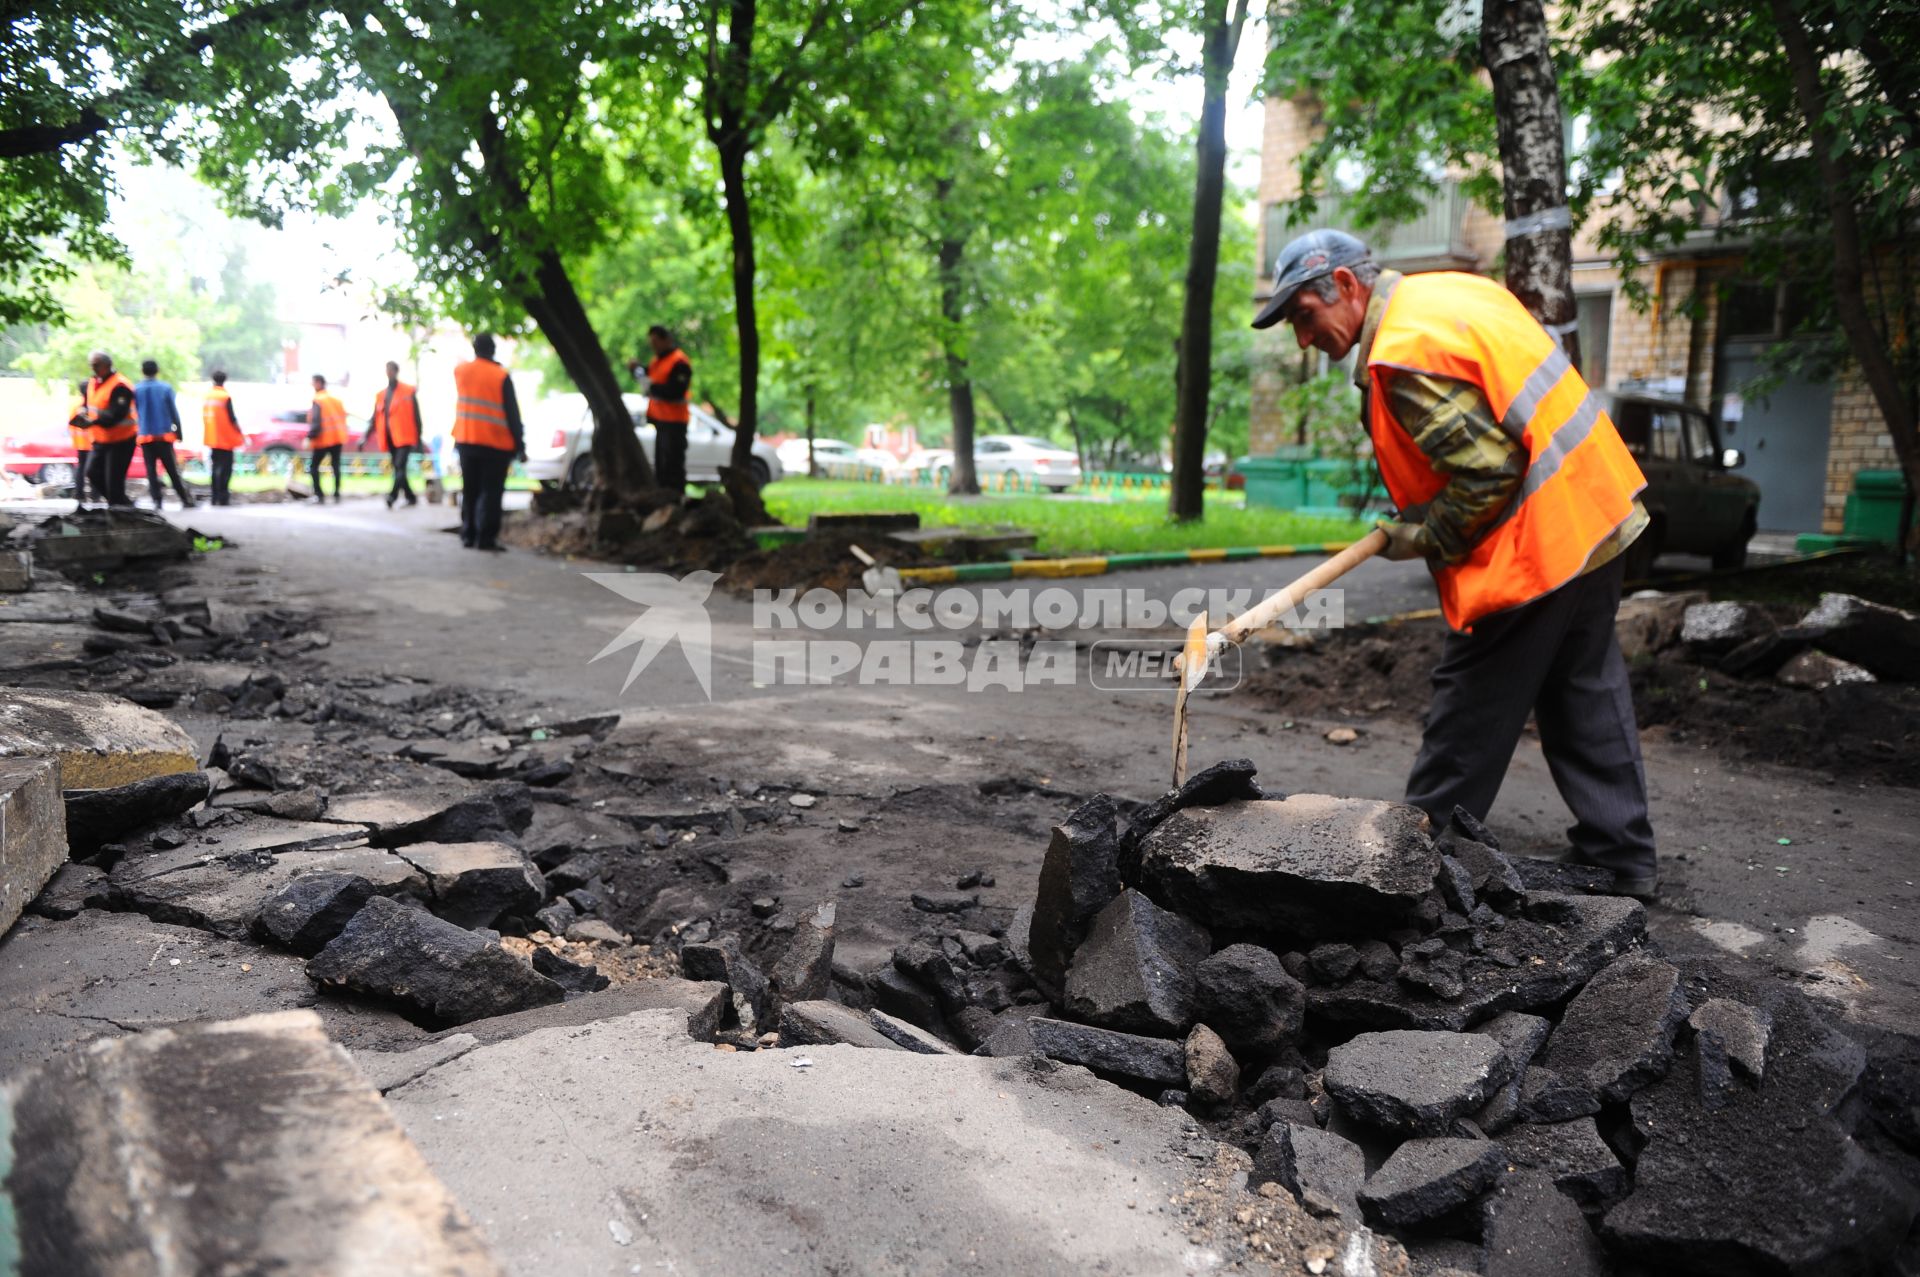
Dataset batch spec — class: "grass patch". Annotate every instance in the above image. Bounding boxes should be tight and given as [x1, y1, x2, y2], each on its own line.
[761, 477, 1368, 556]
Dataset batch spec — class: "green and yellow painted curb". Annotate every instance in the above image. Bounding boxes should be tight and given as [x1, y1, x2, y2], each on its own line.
[899, 541, 1362, 586]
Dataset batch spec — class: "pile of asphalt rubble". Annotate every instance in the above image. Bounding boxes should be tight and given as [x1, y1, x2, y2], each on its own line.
[770, 760, 1920, 1277]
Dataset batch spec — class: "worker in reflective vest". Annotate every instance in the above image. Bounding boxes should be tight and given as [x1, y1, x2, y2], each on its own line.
[82, 350, 139, 507]
[66, 382, 92, 507]
[1254, 230, 1657, 899]
[451, 333, 524, 551]
[134, 359, 196, 510]
[363, 361, 423, 509]
[308, 373, 350, 503]
[638, 324, 692, 494]
[203, 370, 245, 506]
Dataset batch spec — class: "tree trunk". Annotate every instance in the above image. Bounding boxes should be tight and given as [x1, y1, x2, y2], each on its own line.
[935, 170, 980, 496]
[522, 249, 653, 501]
[717, 140, 761, 476]
[1067, 404, 1086, 474]
[1770, 0, 1920, 542]
[1481, 0, 1581, 372]
[1169, 0, 1249, 522]
[804, 380, 818, 477]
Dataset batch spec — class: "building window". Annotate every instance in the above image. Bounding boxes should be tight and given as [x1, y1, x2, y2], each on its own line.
[1576, 292, 1611, 387]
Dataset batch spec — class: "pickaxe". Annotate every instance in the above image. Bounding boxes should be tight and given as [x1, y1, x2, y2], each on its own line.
[1171, 528, 1388, 787]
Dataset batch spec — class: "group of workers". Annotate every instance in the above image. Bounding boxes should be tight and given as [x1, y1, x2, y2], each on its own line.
[67, 353, 203, 510]
[65, 326, 693, 551]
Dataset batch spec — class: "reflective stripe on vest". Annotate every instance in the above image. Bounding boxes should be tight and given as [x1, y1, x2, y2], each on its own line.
[647, 349, 691, 424]
[1366, 272, 1647, 631]
[203, 388, 245, 450]
[87, 373, 138, 445]
[453, 360, 515, 451]
[312, 393, 350, 449]
[375, 382, 421, 449]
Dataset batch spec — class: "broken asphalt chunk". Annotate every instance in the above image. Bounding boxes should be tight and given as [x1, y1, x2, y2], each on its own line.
[769, 900, 836, 1004]
[1324, 1029, 1517, 1135]
[62, 770, 211, 854]
[251, 870, 377, 956]
[306, 896, 564, 1026]
[0, 758, 66, 937]
[1063, 888, 1210, 1036]
[394, 841, 544, 930]
[1193, 943, 1304, 1054]
[1135, 795, 1438, 940]
[1026, 792, 1122, 1002]
[1359, 1136, 1506, 1228]
[1025, 1017, 1186, 1087]
[1540, 952, 1689, 1106]
[1497, 1117, 1627, 1207]
[1252, 1122, 1367, 1221]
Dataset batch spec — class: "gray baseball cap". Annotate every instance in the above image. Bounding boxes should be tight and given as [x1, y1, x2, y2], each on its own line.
[1252, 229, 1374, 329]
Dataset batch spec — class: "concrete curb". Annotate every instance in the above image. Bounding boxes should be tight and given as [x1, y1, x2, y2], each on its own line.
[900, 539, 1363, 585]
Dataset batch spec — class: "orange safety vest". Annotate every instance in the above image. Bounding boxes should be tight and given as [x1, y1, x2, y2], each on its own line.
[203, 387, 245, 450]
[1366, 272, 1647, 631]
[86, 372, 139, 445]
[646, 348, 691, 424]
[68, 395, 91, 451]
[310, 392, 350, 449]
[371, 381, 421, 450]
[452, 359, 515, 451]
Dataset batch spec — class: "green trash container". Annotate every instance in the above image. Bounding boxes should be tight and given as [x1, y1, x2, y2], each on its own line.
[1843, 469, 1911, 546]
[1238, 449, 1311, 509]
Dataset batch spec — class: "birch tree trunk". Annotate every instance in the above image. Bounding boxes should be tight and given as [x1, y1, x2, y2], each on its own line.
[1481, 0, 1582, 373]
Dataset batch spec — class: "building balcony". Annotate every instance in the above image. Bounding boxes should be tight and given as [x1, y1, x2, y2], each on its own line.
[1260, 180, 1480, 287]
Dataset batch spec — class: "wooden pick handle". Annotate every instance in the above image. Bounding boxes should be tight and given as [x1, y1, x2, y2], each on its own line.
[1216, 529, 1388, 647]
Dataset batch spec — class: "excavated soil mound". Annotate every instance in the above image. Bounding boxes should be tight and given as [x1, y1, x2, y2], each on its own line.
[1241, 618, 1920, 790]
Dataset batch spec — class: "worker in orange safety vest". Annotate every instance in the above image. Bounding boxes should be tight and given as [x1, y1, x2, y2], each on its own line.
[451, 333, 524, 551]
[81, 350, 139, 507]
[307, 373, 350, 503]
[1253, 229, 1657, 899]
[634, 324, 692, 495]
[203, 370, 245, 506]
[65, 381, 92, 507]
[362, 361, 423, 509]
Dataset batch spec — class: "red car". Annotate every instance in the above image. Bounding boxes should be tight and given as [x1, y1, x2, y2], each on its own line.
[238, 406, 326, 471]
[2, 428, 205, 486]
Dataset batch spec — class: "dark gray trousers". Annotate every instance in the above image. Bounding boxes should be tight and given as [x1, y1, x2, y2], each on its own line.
[1405, 554, 1655, 878]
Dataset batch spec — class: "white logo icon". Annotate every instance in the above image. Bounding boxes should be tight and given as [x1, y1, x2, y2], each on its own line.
[584, 570, 721, 697]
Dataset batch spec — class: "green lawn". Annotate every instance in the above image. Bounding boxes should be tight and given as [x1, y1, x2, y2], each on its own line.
[762, 477, 1368, 556]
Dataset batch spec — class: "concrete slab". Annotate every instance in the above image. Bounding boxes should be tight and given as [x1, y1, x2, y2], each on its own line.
[0, 688, 199, 789]
[388, 1009, 1251, 1275]
[103, 834, 415, 940]
[0, 910, 320, 1079]
[0, 757, 65, 937]
[3, 1009, 503, 1276]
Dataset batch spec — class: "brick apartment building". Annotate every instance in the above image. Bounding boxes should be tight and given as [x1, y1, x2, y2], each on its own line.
[1248, 94, 1901, 534]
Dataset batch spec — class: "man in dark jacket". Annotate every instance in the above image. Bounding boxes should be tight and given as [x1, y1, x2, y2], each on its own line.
[133, 359, 196, 509]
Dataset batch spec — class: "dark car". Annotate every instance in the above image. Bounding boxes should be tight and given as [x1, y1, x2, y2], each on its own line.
[1604, 392, 1761, 573]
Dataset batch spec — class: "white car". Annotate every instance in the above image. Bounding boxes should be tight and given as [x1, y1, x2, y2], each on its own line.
[524, 394, 784, 489]
[896, 448, 954, 485]
[775, 437, 858, 476]
[974, 434, 1082, 493]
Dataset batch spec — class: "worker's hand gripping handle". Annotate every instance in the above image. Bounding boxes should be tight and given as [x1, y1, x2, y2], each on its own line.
[1215, 529, 1388, 648]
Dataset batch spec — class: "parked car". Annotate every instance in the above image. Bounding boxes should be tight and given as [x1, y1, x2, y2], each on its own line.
[1603, 391, 1760, 572]
[973, 435, 1082, 493]
[897, 448, 954, 485]
[2, 428, 205, 486]
[239, 407, 324, 472]
[523, 395, 784, 489]
[774, 437, 858, 476]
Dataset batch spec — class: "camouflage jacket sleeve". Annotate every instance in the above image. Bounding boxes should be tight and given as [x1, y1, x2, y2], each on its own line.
[1380, 371, 1525, 565]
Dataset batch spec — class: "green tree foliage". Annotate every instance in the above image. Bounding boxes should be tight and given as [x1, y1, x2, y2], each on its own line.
[1263, 0, 1918, 522]
[0, 0, 343, 327]
[1571, 0, 1919, 512]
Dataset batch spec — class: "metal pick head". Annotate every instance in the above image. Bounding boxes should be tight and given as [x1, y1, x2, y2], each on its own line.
[1178, 612, 1212, 691]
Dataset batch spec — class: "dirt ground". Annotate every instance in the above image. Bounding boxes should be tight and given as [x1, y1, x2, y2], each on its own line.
[1242, 615, 1920, 791]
